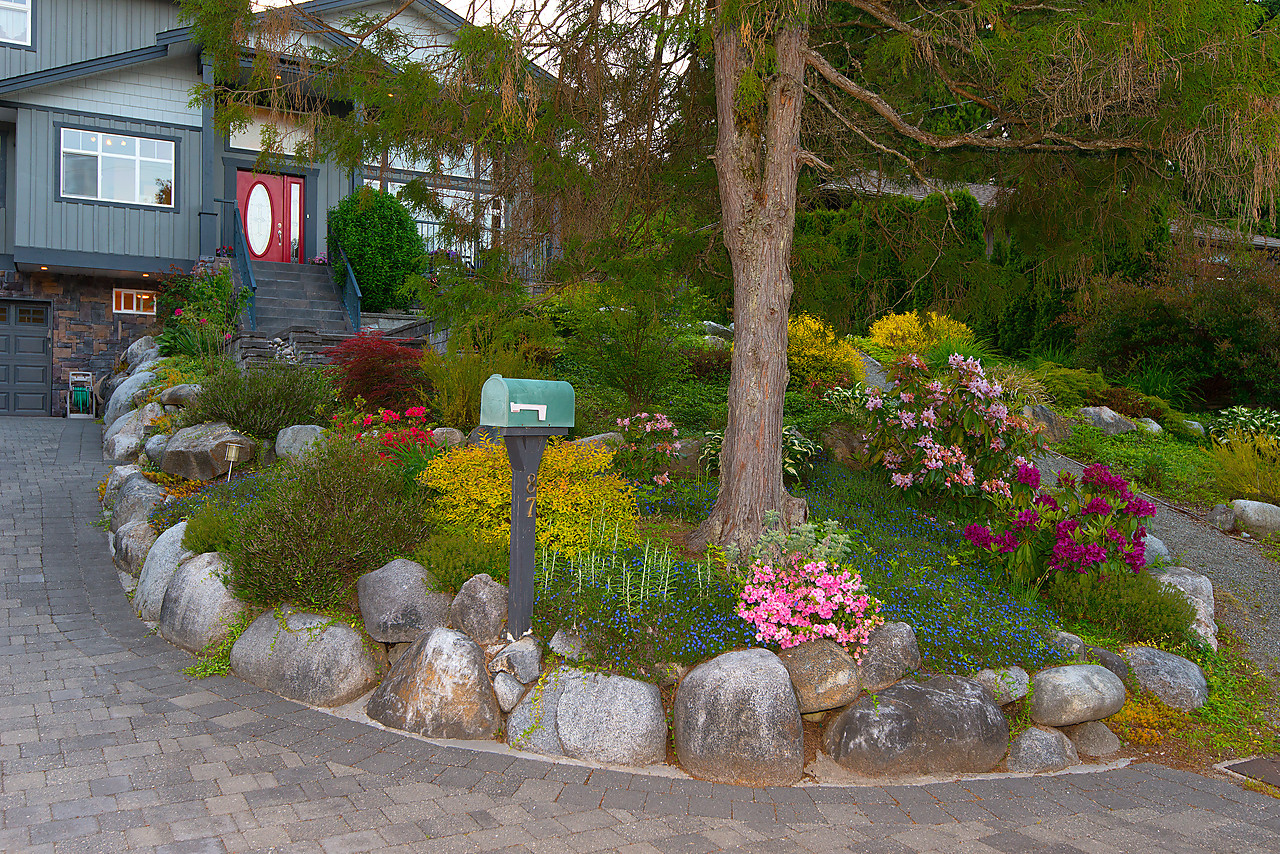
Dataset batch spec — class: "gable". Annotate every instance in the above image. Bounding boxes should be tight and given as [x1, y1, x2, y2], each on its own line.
[0, 0, 182, 82]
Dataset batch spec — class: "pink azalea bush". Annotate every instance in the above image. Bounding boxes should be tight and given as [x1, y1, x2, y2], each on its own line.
[614, 411, 682, 485]
[737, 554, 883, 653]
[852, 353, 1045, 503]
[963, 461, 1156, 588]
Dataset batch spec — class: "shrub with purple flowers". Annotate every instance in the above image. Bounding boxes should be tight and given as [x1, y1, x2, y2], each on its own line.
[963, 461, 1156, 589]
[850, 353, 1045, 504]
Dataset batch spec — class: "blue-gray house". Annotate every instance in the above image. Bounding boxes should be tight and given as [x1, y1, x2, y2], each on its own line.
[0, 0, 495, 415]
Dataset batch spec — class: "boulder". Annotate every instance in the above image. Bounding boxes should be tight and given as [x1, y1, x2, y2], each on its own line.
[1207, 504, 1236, 532]
[490, 637, 542, 684]
[702, 335, 729, 351]
[674, 649, 804, 786]
[1062, 721, 1122, 757]
[493, 671, 527, 712]
[1230, 499, 1280, 537]
[356, 558, 450, 643]
[1123, 646, 1209, 711]
[823, 676, 1009, 777]
[974, 666, 1031, 705]
[550, 628, 589, 661]
[466, 425, 502, 447]
[158, 553, 249, 655]
[1075, 406, 1136, 435]
[449, 573, 507, 645]
[570, 432, 624, 451]
[1082, 646, 1130, 682]
[432, 427, 465, 448]
[556, 671, 666, 767]
[1143, 534, 1171, 567]
[103, 403, 162, 461]
[112, 520, 156, 577]
[161, 422, 256, 481]
[1136, 417, 1162, 435]
[819, 424, 869, 469]
[507, 671, 571, 756]
[135, 522, 194, 621]
[110, 473, 167, 533]
[274, 425, 325, 462]
[103, 464, 141, 506]
[133, 358, 163, 377]
[1006, 726, 1079, 773]
[857, 622, 921, 692]
[143, 434, 170, 466]
[1022, 404, 1072, 443]
[123, 336, 159, 371]
[365, 628, 499, 739]
[777, 639, 861, 713]
[158, 383, 202, 407]
[230, 608, 386, 707]
[103, 370, 156, 428]
[1054, 630, 1087, 659]
[703, 320, 733, 340]
[1030, 664, 1126, 727]
[1184, 420, 1206, 437]
[1156, 567, 1218, 651]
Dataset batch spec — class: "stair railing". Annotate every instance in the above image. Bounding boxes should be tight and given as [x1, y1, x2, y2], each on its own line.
[326, 224, 362, 333]
[216, 198, 258, 332]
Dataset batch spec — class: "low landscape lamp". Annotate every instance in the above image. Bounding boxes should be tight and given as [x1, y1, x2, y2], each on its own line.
[224, 443, 244, 482]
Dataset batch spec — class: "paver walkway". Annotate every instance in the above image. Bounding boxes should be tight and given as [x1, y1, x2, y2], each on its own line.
[3, 418, 1280, 854]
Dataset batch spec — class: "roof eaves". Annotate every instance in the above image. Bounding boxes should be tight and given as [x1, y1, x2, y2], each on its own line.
[0, 44, 170, 95]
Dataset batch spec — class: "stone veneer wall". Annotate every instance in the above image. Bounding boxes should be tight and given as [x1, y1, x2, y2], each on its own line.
[17, 273, 159, 416]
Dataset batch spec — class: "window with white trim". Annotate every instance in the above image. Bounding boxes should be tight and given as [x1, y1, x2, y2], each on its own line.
[60, 128, 175, 207]
[112, 289, 156, 316]
[0, 0, 30, 46]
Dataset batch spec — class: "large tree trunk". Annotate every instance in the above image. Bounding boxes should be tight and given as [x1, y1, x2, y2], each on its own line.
[689, 8, 809, 553]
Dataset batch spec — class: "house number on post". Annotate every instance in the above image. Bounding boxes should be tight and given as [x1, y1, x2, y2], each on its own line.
[478, 374, 576, 640]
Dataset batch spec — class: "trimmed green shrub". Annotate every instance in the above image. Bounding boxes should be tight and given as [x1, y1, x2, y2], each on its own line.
[411, 529, 510, 593]
[182, 499, 240, 555]
[1042, 569, 1194, 646]
[1034, 363, 1109, 409]
[1085, 386, 1172, 421]
[226, 438, 432, 610]
[181, 360, 336, 440]
[328, 187, 424, 313]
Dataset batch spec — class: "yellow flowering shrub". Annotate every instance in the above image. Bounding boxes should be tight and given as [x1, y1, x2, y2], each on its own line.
[419, 439, 638, 555]
[868, 311, 974, 354]
[787, 314, 868, 386]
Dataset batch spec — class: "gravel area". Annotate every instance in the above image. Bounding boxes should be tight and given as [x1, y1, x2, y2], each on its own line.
[1035, 448, 1280, 676]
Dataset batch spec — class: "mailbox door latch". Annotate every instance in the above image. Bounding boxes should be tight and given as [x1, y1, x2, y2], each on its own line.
[511, 402, 547, 421]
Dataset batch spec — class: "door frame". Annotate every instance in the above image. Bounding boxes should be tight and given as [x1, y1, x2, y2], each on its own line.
[0, 297, 53, 417]
[221, 158, 319, 261]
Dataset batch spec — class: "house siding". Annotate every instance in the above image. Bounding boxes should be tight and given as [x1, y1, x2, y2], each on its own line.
[10, 52, 201, 128]
[0, 0, 182, 79]
[0, 130, 12, 258]
[15, 106, 201, 264]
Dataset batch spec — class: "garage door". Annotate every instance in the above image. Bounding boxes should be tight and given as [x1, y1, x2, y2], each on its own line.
[0, 300, 52, 416]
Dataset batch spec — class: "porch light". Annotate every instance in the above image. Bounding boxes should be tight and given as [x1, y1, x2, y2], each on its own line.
[39, 266, 47, 270]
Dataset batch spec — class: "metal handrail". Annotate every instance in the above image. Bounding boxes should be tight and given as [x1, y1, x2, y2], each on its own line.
[216, 198, 257, 332]
[326, 223, 362, 333]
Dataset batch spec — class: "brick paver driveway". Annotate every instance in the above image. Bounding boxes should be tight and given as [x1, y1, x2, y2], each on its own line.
[3, 417, 1280, 853]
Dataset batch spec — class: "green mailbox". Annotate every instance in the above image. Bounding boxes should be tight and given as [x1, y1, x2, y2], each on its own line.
[480, 375, 575, 430]
[479, 375, 576, 640]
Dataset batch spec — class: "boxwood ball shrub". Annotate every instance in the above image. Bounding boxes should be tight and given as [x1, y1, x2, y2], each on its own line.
[226, 437, 432, 610]
[419, 439, 639, 556]
[327, 187, 424, 312]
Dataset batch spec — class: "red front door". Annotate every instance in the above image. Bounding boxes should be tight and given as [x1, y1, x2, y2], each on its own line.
[236, 171, 305, 263]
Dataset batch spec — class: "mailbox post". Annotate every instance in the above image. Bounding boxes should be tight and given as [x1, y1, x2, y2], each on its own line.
[479, 374, 575, 640]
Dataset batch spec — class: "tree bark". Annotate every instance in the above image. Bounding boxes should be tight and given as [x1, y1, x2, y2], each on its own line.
[689, 6, 810, 553]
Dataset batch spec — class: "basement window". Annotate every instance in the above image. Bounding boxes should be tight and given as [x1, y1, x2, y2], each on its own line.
[113, 289, 156, 316]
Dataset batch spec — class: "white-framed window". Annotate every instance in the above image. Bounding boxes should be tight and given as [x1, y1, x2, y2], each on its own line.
[60, 128, 175, 207]
[0, 0, 30, 47]
[112, 288, 156, 316]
